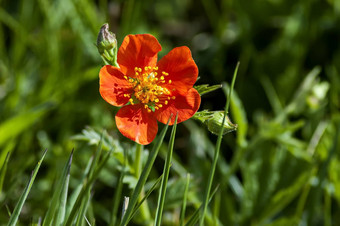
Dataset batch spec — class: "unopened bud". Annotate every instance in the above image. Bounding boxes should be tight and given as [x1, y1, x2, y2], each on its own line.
[207, 111, 237, 135]
[96, 23, 118, 66]
[192, 110, 237, 135]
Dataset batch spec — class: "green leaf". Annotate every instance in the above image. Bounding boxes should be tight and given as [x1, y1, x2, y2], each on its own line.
[194, 84, 222, 96]
[7, 149, 48, 226]
[258, 171, 311, 224]
[0, 104, 52, 148]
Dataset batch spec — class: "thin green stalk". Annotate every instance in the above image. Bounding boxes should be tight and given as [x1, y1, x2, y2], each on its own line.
[110, 170, 125, 226]
[155, 114, 178, 226]
[43, 151, 73, 226]
[135, 144, 143, 176]
[65, 149, 112, 226]
[0, 152, 10, 196]
[128, 175, 163, 223]
[135, 144, 151, 223]
[120, 118, 170, 226]
[199, 62, 239, 226]
[180, 173, 190, 226]
[186, 185, 220, 226]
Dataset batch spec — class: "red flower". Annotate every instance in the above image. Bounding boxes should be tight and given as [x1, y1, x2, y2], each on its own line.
[99, 34, 201, 145]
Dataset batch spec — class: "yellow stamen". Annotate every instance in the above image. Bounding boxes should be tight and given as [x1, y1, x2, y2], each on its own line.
[124, 67, 173, 112]
[168, 80, 172, 84]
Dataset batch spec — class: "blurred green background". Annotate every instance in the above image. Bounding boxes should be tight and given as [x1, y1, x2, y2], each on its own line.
[1, 0, 340, 225]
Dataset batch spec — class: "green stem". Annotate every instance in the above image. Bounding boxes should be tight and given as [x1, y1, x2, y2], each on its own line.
[134, 144, 151, 224]
[120, 121, 170, 226]
[199, 62, 239, 226]
[155, 115, 178, 226]
[180, 173, 190, 226]
[135, 144, 143, 177]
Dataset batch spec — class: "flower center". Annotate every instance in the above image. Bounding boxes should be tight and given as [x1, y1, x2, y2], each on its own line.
[124, 66, 175, 112]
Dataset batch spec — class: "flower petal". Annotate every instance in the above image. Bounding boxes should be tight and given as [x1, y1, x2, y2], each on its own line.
[157, 46, 198, 95]
[115, 104, 158, 145]
[156, 88, 201, 125]
[118, 34, 162, 77]
[99, 65, 133, 106]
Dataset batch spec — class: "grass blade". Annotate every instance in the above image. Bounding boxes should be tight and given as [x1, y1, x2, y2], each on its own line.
[66, 156, 93, 220]
[110, 170, 126, 226]
[42, 150, 73, 226]
[0, 152, 10, 196]
[65, 147, 112, 226]
[185, 185, 219, 226]
[199, 62, 239, 226]
[75, 189, 91, 226]
[180, 173, 190, 226]
[128, 175, 163, 223]
[155, 114, 178, 226]
[120, 118, 171, 226]
[7, 149, 48, 226]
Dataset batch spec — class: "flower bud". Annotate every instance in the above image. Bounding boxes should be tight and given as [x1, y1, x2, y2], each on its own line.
[192, 110, 237, 135]
[96, 23, 118, 66]
[207, 111, 237, 135]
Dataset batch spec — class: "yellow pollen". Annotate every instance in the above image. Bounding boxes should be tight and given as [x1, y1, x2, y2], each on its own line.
[172, 96, 176, 99]
[125, 67, 172, 111]
[168, 80, 172, 84]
